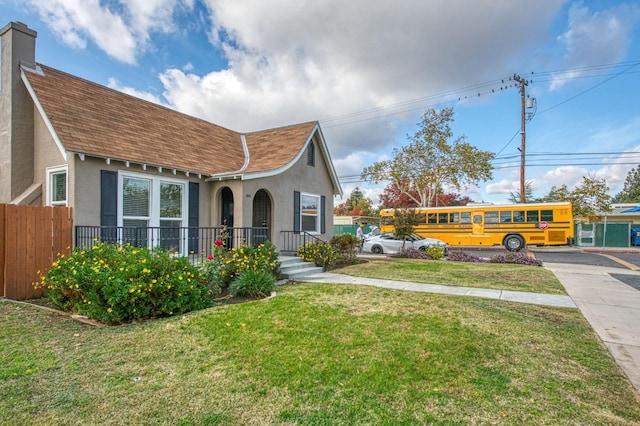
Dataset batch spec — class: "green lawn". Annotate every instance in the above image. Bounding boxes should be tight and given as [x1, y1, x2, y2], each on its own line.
[1, 262, 639, 424]
[335, 257, 568, 294]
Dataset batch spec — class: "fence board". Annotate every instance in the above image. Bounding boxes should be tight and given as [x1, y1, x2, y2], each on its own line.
[4, 204, 20, 299]
[1, 204, 72, 300]
[0, 205, 5, 297]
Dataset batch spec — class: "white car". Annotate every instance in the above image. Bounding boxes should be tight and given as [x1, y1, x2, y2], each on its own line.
[363, 232, 448, 255]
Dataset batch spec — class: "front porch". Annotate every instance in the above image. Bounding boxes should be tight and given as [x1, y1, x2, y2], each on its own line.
[75, 226, 327, 260]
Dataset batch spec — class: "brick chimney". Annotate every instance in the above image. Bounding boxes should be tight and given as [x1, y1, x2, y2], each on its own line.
[0, 22, 37, 203]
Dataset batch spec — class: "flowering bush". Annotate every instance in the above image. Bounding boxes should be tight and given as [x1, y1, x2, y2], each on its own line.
[298, 241, 337, 269]
[35, 242, 213, 324]
[394, 247, 433, 260]
[394, 246, 446, 260]
[489, 251, 543, 266]
[201, 240, 280, 288]
[198, 239, 226, 295]
[446, 250, 543, 266]
[447, 250, 488, 263]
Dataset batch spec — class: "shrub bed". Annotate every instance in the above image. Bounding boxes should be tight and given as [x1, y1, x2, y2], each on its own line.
[35, 242, 213, 324]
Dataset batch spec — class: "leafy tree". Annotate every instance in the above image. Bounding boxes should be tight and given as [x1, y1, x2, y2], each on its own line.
[333, 187, 376, 216]
[362, 108, 494, 207]
[379, 180, 474, 208]
[393, 209, 419, 249]
[540, 175, 612, 218]
[508, 180, 539, 204]
[378, 180, 420, 208]
[438, 192, 474, 206]
[612, 167, 640, 203]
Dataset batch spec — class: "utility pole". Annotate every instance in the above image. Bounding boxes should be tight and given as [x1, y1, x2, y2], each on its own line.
[513, 74, 527, 204]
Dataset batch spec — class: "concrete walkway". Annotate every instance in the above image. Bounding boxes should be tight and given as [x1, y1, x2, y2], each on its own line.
[544, 263, 640, 393]
[296, 263, 640, 393]
[298, 271, 577, 308]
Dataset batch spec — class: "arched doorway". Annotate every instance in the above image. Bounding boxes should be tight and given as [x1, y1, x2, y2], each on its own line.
[220, 187, 234, 248]
[220, 187, 234, 226]
[252, 189, 272, 242]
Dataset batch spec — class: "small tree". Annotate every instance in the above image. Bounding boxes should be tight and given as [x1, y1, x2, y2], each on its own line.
[393, 209, 419, 249]
[540, 175, 612, 218]
[613, 167, 640, 203]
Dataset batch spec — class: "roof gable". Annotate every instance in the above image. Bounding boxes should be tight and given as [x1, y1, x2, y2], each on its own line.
[24, 65, 246, 175]
[21, 64, 341, 194]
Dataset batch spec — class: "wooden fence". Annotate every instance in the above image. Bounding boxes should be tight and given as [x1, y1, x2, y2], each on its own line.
[1, 204, 72, 300]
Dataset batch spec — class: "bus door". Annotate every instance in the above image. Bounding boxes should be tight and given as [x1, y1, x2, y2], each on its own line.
[469, 212, 494, 245]
[472, 212, 484, 235]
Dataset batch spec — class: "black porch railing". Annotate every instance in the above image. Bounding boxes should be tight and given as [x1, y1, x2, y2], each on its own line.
[280, 230, 334, 271]
[75, 226, 269, 261]
[280, 230, 330, 254]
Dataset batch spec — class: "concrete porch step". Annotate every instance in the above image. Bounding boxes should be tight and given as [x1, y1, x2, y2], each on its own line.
[279, 255, 324, 280]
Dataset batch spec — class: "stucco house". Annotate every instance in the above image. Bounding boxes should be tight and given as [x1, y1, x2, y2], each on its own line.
[0, 21, 342, 255]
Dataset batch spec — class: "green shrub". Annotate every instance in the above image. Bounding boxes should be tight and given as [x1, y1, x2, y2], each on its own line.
[218, 240, 280, 287]
[35, 242, 213, 324]
[230, 269, 276, 298]
[331, 233, 359, 260]
[298, 241, 337, 269]
[425, 246, 446, 260]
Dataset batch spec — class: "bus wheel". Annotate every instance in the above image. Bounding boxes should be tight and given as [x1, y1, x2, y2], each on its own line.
[371, 245, 383, 254]
[504, 235, 525, 252]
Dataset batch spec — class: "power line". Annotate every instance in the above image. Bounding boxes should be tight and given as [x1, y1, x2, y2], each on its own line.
[319, 59, 640, 129]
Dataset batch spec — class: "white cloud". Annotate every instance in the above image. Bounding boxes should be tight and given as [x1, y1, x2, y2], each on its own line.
[551, 2, 640, 90]
[542, 166, 588, 190]
[486, 179, 519, 195]
[156, 0, 566, 158]
[26, 0, 194, 64]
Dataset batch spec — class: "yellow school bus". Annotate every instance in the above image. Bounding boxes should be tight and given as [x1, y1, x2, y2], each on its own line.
[379, 202, 574, 251]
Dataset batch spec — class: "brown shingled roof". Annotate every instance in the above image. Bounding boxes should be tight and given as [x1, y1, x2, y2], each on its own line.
[23, 65, 314, 176]
[243, 122, 317, 173]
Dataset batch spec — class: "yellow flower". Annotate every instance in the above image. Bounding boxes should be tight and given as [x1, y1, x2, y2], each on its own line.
[107, 308, 112, 313]
[129, 288, 135, 293]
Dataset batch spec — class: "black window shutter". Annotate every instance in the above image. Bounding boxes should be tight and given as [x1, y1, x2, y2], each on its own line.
[293, 191, 300, 233]
[100, 170, 118, 243]
[320, 195, 326, 233]
[188, 182, 199, 252]
[307, 142, 315, 166]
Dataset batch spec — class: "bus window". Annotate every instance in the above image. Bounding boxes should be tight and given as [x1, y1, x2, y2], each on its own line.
[500, 211, 512, 223]
[450, 212, 459, 223]
[428, 213, 437, 224]
[514, 211, 524, 222]
[381, 216, 394, 226]
[541, 210, 553, 221]
[461, 212, 471, 224]
[527, 210, 539, 222]
[415, 213, 427, 224]
[438, 212, 448, 223]
[473, 214, 483, 224]
[485, 211, 499, 223]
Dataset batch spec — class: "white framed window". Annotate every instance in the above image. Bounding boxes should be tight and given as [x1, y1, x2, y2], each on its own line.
[118, 171, 188, 253]
[47, 165, 68, 206]
[300, 193, 320, 233]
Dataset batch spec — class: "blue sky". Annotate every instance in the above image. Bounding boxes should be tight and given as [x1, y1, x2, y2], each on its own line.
[2, 0, 640, 206]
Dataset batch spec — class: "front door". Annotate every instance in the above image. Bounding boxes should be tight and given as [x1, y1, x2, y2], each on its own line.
[252, 189, 272, 243]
